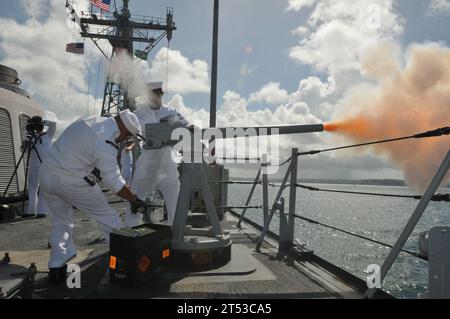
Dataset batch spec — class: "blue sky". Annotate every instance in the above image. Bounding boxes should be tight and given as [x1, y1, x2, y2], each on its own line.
[134, 0, 448, 110]
[0, 0, 448, 110]
[0, 0, 449, 183]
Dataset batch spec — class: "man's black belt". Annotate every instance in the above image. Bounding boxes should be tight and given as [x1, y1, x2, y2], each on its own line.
[84, 176, 96, 187]
[84, 167, 102, 187]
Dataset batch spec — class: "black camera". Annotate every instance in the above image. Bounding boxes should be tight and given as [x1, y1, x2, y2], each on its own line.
[26, 116, 44, 133]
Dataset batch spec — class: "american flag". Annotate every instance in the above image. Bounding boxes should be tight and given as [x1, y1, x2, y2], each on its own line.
[66, 43, 84, 54]
[90, 0, 111, 11]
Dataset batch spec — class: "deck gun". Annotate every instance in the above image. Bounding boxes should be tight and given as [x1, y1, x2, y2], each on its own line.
[143, 121, 186, 149]
[142, 123, 325, 149]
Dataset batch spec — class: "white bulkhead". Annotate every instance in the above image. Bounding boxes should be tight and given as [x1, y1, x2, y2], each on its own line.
[0, 64, 43, 196]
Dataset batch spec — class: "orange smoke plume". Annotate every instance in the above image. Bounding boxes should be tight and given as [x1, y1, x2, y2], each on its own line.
[324, 118, 371, 136]
[325, 44, 450, 191]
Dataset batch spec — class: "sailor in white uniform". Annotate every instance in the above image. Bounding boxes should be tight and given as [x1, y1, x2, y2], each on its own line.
[23, 116, 56, 218]
[124, 81, 189, 227]
[39, 110, 146, 283]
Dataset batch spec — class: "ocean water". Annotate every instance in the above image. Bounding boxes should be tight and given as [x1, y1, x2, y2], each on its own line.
[227, 183, 450, 299]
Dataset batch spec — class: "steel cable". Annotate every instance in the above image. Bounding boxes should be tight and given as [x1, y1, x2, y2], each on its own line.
[296, 184, 449, 202]
[298, 127, 450, 156]
[292, 213, 426, 260]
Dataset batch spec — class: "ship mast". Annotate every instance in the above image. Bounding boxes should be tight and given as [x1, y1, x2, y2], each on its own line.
[69, 0, 176, 116]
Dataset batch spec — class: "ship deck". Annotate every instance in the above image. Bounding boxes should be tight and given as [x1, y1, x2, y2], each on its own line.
[0, 195, 391, 299]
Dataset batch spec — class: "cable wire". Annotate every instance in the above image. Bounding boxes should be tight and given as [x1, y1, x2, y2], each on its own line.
[296, 184, 450, 202]
[298, 127, 450, 156]
[292, 213, 426, 260]
[275, 156, 292, 167]
[215, 180, 278, 187]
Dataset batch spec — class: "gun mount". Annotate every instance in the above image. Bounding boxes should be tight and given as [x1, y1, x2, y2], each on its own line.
[142, 122, 324, 270]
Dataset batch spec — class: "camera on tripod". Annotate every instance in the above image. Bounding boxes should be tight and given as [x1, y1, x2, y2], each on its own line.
[25, 116, 45, 135]
[21, 116, 46, 152]
[3, 115, 47, 218]
[25, 121, 43, 133]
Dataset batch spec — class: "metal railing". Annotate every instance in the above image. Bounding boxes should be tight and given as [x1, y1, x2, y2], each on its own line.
[227, 143, 450, 298]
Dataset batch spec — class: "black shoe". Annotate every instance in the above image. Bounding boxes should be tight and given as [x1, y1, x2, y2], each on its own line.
[36, 214, 46, 219]
[48, 265, 68, 285]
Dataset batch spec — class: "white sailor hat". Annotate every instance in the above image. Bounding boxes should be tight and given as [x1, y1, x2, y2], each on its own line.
[119, 109, 142, 136]
[146, 81, 164, 93]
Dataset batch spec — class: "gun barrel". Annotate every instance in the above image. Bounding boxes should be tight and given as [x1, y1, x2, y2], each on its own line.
[201, 124, 324, 137]
[144, 123, 324, 149]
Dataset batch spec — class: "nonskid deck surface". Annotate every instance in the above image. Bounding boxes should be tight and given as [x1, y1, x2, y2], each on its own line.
[0, 195, 364, 299]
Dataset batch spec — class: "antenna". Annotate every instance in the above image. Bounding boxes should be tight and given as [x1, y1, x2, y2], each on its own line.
[67, 0, 176, 116]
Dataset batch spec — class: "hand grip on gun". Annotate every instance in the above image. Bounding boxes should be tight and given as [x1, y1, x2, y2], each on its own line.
[130, 197, 146, 214]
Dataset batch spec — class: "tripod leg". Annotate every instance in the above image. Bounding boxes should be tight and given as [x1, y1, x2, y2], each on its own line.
[27, 144, 44, 215]
[2, 143, 29, 197]
[22, 144, 33, 216]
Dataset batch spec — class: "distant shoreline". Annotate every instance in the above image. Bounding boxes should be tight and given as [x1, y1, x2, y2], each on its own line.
[230, 177, 450, 188]
[298, 179, 407, 187]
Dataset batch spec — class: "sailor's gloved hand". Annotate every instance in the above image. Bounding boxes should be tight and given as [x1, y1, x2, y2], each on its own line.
[130, 197, 146, 214]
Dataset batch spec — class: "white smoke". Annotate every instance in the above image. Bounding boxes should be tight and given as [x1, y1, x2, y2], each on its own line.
[108, 50, 150, 105]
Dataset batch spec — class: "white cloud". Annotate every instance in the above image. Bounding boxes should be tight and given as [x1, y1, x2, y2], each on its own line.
[286, 0, 317, 12]
[169, 89, 323, 132]
[283, 0, 429, 182]
[248, 82, 289, 105]
[429, 0, 450, 14]
[291, 26, 310, 37]
[169, 86, 323, 147]
[147, 48, 210, 95]
[21, 0, 49, 20]
[295, 76, 334, 100]
[285, 0, 405, 125]
[289, 0, 404, 76]
[291, 76, 336, 120]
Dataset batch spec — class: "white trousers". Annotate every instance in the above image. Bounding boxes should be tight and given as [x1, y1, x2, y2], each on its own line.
[26, 164, 48, 215]
[39, 164, 124, 268]
[124, 152, 180, 227]
[121, 162, 133, 185]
